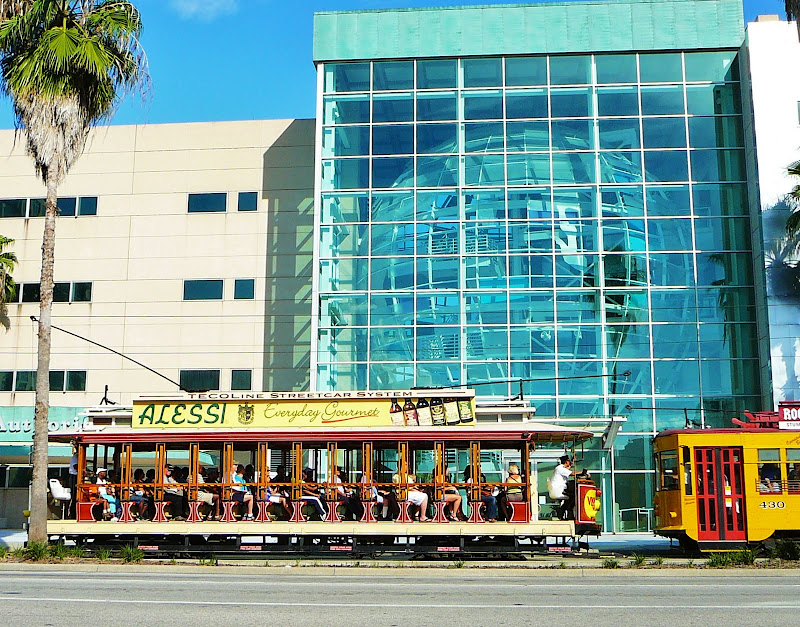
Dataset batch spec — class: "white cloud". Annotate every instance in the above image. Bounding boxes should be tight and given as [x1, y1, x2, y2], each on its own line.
[169, 0, 240, 21]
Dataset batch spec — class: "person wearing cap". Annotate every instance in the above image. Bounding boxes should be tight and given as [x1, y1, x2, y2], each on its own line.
[163, 464, 188, 520]
[300, 467, 327, 519]
[95, 468, 120, 522]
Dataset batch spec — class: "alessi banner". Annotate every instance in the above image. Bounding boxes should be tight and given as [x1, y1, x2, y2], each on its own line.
[133, 391, 476, 429]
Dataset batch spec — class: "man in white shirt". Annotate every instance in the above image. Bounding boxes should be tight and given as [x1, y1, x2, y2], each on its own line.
[550, 456, 573, 519]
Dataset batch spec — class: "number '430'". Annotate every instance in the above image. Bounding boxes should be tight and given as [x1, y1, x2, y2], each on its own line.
[759, 501, 785, 509]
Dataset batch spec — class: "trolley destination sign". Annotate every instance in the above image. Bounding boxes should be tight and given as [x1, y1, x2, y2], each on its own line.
[133, 390, 477, 430]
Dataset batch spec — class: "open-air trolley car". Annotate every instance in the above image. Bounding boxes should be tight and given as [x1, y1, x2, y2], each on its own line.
[47, 391, 602, 557]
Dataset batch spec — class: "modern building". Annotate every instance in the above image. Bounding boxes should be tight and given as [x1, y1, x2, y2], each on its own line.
[0, 0, 796, 531]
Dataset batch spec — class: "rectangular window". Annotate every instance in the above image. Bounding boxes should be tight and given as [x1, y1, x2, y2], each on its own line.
[66, 370, 87, 392]
[183, 279, 223, 300]
[657, 449, 679, 491]
[14, 371, 36, 391]
[233, 279, 255, 300]
[78, 197, 98, 216]
[29, 198, 46, 217]
[787, 450, 800, 493]
[758, 449, 782, 494]
[21, 284, 40, 303]
[0, 371, 12, 391]
[0, 199, 26, 218]
[231, 369, 252, 391]
[237, 191, 258, 212]
[179, 369, 220, 392]
[72, 282, 92, 302]
[49, 370, 65, 391]
[188, 192, 227, 213]
[53, 283, 71, 303]
[57, 197, 77, 217]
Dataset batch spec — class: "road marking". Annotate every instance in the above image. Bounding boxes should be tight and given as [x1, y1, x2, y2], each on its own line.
[0, 596, 798, 610]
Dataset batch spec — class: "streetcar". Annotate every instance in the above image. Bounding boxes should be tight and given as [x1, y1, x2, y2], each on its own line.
[653, 401, 800, 551]
[46, 390, 602, 557]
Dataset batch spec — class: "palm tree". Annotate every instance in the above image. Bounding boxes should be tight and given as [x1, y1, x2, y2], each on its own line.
[0, 0, 147, 543]
[788, 1, 800, 40]
[786, 160, 800, 238]
[0, 234, 17, 328]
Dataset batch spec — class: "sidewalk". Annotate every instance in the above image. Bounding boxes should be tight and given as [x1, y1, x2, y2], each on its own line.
[0, 529, 27, 548]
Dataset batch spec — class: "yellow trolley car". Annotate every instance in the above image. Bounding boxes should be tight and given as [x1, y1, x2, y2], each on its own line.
[654, 403, 800, 550]
[47, 391, 602, 557]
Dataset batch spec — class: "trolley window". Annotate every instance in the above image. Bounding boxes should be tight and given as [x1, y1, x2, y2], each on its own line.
[757, 449, 782, 494]
[786, 449, 800, 494]
[657, 449, 679, 491]
[682, 446, 692, 495]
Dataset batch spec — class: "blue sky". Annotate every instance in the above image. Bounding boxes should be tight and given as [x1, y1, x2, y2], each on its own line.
[0, 0, 789, 129]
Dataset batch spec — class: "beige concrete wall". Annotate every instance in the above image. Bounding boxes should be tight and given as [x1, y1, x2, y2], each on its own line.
[0, 119, 315, 407]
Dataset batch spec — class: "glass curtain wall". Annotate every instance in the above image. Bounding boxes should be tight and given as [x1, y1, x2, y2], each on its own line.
[315, 51, 762, 526]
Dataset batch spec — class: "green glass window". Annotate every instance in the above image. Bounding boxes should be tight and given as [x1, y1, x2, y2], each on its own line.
[699, 323, 758, 359]
[597, 87, 639, 116]
[15, 371, 36, 391]
[684, 51, 739, 82]
[231, 369, 252, 391]
[553, 152, 595, 184]
[465, 291, 508, 324]
[0, 198, 26, 218]
[646, 185, 691, 216]
[179, 369, 220, 392]
[464, 221, 506, 254]
[322, 126, 369, 157]
[417, 59, 457, 89]
[688, 116, 744, 148]
[372, 125, 413, 155]
[372, 93, 414, 122]
[370, 327, 414, 361]
[642, 118, 687, 148]
[603, 253, 647, 287]
[550, 88, 592, 117]
[53, 282, 70, 303]
[505, 89, 548, 119]
[373, 61, 413, 91]
[29, 198, 45, 217]
[556, 291, 599, 322]
[639, 53, 683, 83]
[701, 360, 760, 396]
[508, 188, 551, 219]
[465, 327, 508, 360]
[641, 86, 685, 115]
[317, 328, 368, 362]
[416, 222, 459, 255]
[694, 217, 750, 251]
[234, 279, 255, 300]
[692, 184, 748, 217]
[416, 123, 457, 154]
[370, 294, 414, 326]
[463, 57, 502, 87]
[509, 291, 554, 323]
[66, 370, 87, 392]
[320, 224, 369, 257]
[507, 221, 552, 253]
[696, 252, 753, 286]
[509, 254, 554, 288]
[690, 150, 746, 182]
[323, 95, 370, 124]
[21, 283, 40, 302]
[601, 186, 644, 217]
[464, 189, 505, 220]
[78, 197, 98, 216]
[697, 287, 756, 323]
[463, 91, 504, 120]
[598, 119, 641, 150]
[0, 371, 11, 391]
[416, 363, 460, 389]
[505, 56, 547, 86]
[371, 257, 413, 290]
[654, 360, 700, 395]
[417, 327, 460, 360]
[318, 294, 368, 327]
[325, 62, 369, 92]
[416, 155, 459, 187]
[184, 279, 223, 300]
[49, 370, 65, 392]
[551, 119, 594, 150]
[417, 190, 458, 221]
[321, 193, 369, 223]
[557, 254, 599, 287]
[72, 282, 93, 303]
[648, 218, 693, 251]
[549, 55, 590, 85]
[604, 290, 649, 323]
[372, 157, 413, 188]
[651, 289, 697, 323]
[464, 122, 505, 153]
[643, 151, 689, 182]
[686, 83, 741, 115]
[510, 328, 555, 358]
[371, 193, 414, 222]
[649, 253, 695, 286]
[416, 92, 457, 121]
[57, 197, 77, 216]
[506, 120, 549, 152]
[595, 54, 637, 84]
[553, 188, 595, 218]
[465, 154, 505, 186]
[371, 223, 415, 256]
[557, 361, 603, 395]
[416, 292, 460, 325]
[599, 151, 642, 184]
[603, 220, 646, 252]
[237, 192, 257, 212]
[317, 364, 368, 391]
[507, 153, 550, 186]
[555, 220, 597, 252]
[188, 192, 226, 213]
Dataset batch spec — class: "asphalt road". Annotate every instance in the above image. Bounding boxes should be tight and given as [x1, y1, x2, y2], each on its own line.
[1, 567, 799, 626]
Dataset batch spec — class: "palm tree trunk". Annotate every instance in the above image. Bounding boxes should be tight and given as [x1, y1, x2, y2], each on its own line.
[29, 174, 58, 543]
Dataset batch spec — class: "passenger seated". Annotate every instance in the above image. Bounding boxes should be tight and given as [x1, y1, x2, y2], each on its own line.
[404, 474, 431, 522]
[163, 464, 188, 520]
[232, 464, 254, 520]
[334, 467, 364, 521]
[263, 466, 291, 519]
[549, 456, 572, 519]
[300, 467, 328, 519]
[96, 468, 120, 521]
[464, 467, 497, 522]
[196, 466, 221, 521]
[759, 463, 781, 493]
[362, 473, 400, 520]
[129, 468, 149, 519]
[436, 471, 465, 521]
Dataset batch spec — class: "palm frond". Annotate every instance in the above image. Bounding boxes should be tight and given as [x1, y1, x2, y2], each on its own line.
[787, 0, 800, 40]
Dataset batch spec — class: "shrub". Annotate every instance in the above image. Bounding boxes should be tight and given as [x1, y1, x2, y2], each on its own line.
[95, 548, 112, 562]
[0, 546, 8, 559]
[731, 549, 755, 566]
[120, 545, 144, 564]
[651, 556, 665, 568]
[775, 539, 800, 561]
[631, 553, 646, 568]
[48, 543, 69, 560]
[602, 556, 620, 569]
[11, 547, 24, 559]
[68, 546, 84, 559]
[23, 541, 49, 561]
